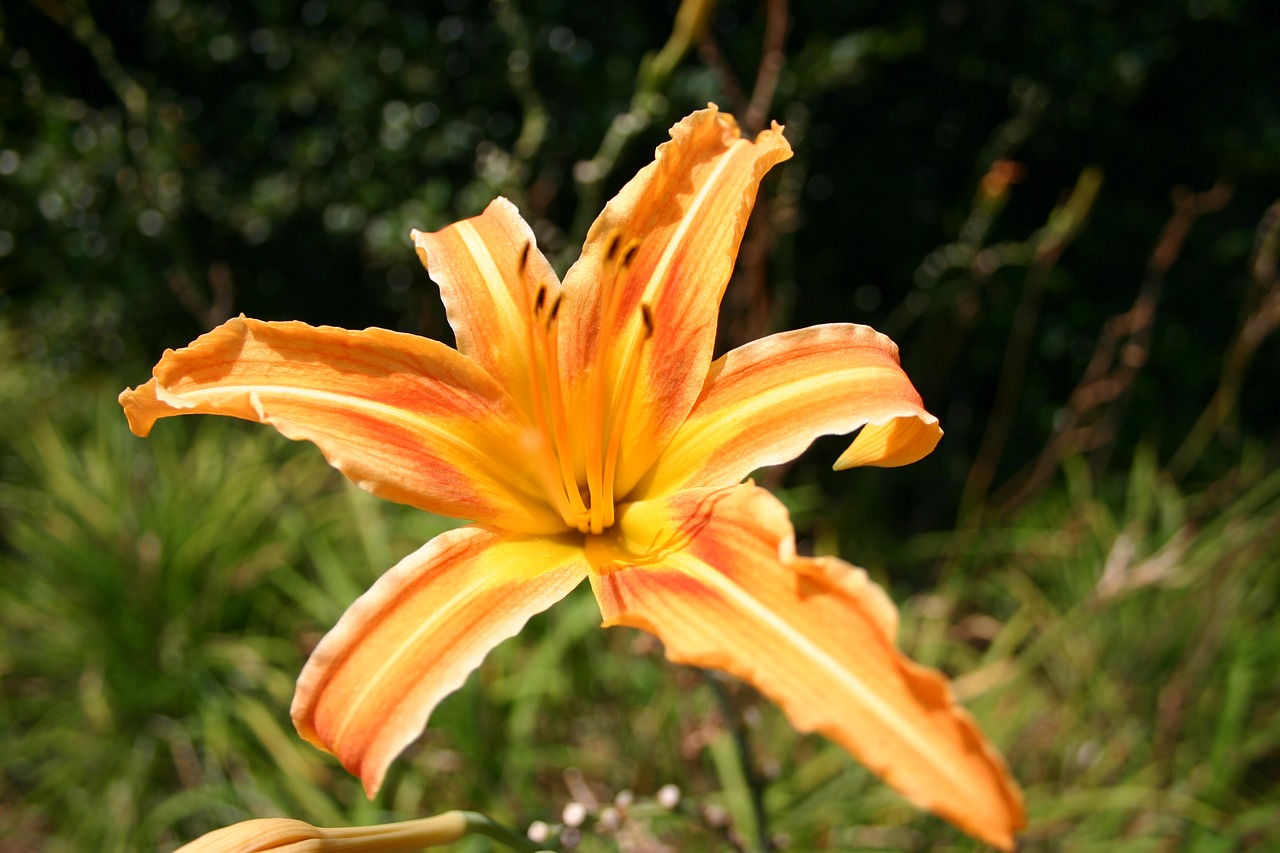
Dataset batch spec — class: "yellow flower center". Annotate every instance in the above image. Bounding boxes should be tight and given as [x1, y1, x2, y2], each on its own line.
[520, 231, 653, 535]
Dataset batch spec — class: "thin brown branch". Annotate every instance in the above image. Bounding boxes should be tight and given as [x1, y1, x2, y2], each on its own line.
[166, 262, 236, 331]
[711, 0, 791, 352]
[1170, 197, 1280, 478]
[994, 180, 1232, 511]
[743, 0, 789, 137]
[698, 34, 750, 118]
[960, 168, 1103, 520]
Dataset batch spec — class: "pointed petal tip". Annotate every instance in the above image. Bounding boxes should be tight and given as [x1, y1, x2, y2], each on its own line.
[361, 770, 384, 801]
[118, 380, 160, 437]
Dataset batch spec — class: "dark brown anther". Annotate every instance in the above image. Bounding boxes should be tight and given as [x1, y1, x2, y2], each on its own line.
[534, 283, 547, 316]
[640, 303, 655, 338]
[518, 241, 531, 275]
[549, 294, 563, 323]
[604, 231, 622, 261]
[621, 241, 640, 269]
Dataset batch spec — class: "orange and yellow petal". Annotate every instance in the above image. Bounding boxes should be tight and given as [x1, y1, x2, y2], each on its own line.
[557, 105, 793, 494]
[291, 525, 587, 796]
[585, 484, 1024, 850]
[173, 813, 469, 853]
[412, 197, 560, 417]
[119, 316, 564, 533]
[630, 324, 942, 498]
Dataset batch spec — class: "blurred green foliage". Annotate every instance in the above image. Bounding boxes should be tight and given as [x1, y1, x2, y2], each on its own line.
[3, 323, 1278, 850]
[2, 0, 1279, 850]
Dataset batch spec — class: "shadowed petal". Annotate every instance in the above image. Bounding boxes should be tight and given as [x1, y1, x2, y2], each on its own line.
[119, 316, 564, 533]
[292, 525, 588, 796]
[558, 105, 793, 494]
[412, 198, 560, 417]
[630, 324, 942, 498]
[585, 485, 1025, 849]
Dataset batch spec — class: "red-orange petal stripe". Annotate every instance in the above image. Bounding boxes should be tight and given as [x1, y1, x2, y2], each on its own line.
[119, 316, 563, 533]
[585, 485, 1025, 849]
[629, 324, 942, 498]
[291, 526, 587, 796]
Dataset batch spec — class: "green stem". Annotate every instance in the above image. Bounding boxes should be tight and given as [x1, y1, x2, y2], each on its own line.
[460, 811, 557, 852]
[708, 677, 772, 853]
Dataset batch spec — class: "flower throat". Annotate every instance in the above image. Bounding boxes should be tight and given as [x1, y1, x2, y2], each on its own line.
[520, 231, 654, 535]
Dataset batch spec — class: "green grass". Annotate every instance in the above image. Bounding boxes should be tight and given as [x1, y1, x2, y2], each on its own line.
[2, 350, 1277, 851]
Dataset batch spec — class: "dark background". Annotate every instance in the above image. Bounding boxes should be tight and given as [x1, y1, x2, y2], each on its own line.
[3, 0, 1277, 552]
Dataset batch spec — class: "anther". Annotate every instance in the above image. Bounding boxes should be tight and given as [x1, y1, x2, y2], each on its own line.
[534, 283, 547, 316]
[604, 230, 622, 261]
[620, 241, 641, 269]
[518, 241, 532, 275]
[640, 303, 654, 337]
[549, 294, 563, 323]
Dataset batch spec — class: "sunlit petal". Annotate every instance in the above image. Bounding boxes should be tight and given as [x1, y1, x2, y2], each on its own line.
[119, 316, 563, 533]
[558, 105, 793, 494]
[631, 324, 942, 497]
[585, 484, 1025, 849]
[292, 525, 587, 796]
[412, 197, 560, 417]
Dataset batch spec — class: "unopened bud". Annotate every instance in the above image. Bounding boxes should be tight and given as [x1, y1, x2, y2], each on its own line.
[526, 820, 551, 843]
[562, 801, 587, 828]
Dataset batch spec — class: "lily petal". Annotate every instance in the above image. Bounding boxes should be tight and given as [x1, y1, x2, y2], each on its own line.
[630, 324, 942, 497]
[291, 525, 587, 796]
[119, 316, 564, 533]
[412, 198, 560, 417]
[585, 485, 1025, 849]
[559, 105, 793, 494]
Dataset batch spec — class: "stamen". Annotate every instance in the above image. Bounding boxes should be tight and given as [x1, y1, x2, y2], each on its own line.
[585, 236, 642, 533]
[520, 285, 576, 525]
[539, 293, 589, 527]
[603, 230, 622, 261]
[512, 241, 587, 530]
[600, 302, 655, 530]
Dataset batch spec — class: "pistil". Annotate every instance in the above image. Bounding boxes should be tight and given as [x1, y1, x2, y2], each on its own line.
[584, 233, 641, 534]
[600, 303, 654, 529]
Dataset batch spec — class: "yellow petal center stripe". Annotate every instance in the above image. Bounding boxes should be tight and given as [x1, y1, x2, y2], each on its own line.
[455, 219, 525, 359]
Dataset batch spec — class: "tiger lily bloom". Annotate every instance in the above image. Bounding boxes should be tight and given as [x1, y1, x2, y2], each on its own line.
[121, 106, 1024, 848]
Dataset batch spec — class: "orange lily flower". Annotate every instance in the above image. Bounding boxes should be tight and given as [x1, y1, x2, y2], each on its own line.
[121, 106, 1024, 848]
